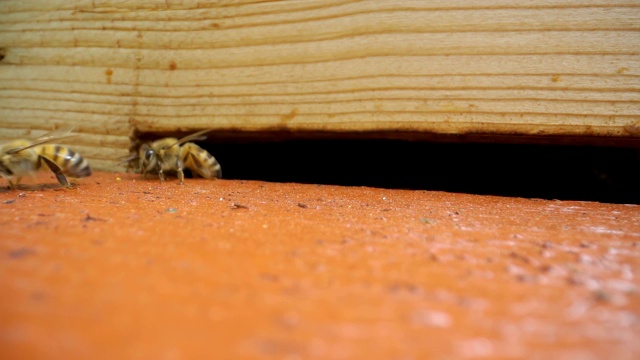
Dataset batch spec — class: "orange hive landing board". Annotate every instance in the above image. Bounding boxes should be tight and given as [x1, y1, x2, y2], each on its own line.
[1, 172, 639, 359]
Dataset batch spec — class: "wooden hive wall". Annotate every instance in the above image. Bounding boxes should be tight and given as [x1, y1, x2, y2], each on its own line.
[1, 0, 639, 171]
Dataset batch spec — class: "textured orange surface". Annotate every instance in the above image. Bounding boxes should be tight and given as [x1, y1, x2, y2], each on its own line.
[1, 172, 639, 359]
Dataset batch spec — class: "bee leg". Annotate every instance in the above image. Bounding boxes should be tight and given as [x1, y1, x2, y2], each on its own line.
[177, 168, 185, 185]
[158, 169, 166, 182]
[40, 156, 71, 187]
[176, 158, 185, 185]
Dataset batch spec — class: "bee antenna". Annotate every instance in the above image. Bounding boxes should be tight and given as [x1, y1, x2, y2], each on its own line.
[117, 154, 139, 166]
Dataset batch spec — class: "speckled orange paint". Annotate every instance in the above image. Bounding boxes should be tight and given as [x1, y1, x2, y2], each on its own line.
[0, 172, 639, 359]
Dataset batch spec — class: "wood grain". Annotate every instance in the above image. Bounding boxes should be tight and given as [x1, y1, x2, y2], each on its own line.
[1, 0, 639, 170]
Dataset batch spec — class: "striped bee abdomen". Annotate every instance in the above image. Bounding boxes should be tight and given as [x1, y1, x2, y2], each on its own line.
[181, 142, 222, 179]
[38, 144, 92, 178]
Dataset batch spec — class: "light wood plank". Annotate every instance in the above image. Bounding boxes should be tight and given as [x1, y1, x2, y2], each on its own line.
[1, 0, 639, 171]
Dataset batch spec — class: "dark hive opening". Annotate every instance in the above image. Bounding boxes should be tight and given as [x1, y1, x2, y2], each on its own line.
[133, 131, 640, 204]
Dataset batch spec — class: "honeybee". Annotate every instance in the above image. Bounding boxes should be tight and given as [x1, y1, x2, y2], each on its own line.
[0, 128, 92, 189]
[125, 129, 221, 184]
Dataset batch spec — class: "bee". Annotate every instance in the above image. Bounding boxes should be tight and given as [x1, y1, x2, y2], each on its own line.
[125, 129, 221, 184]
[0, 128, 92, 189]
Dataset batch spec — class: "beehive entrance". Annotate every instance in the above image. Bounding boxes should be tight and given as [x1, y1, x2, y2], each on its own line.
[130, 131, 640, 204]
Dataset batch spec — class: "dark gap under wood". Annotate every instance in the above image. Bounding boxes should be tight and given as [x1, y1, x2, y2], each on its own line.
[132, 131, 640, 204]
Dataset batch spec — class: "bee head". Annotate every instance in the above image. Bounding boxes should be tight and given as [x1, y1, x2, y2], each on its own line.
[139, 143, 158, 172]
[0, 160, 12, 177]
[143, 148, 155, 162]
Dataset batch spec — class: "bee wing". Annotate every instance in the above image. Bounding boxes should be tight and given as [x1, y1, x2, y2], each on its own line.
[6, 127, 78, 154]
[165, 129, 213, 149]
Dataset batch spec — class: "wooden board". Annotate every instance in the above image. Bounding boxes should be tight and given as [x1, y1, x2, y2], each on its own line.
[1, 0, 640, 170]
